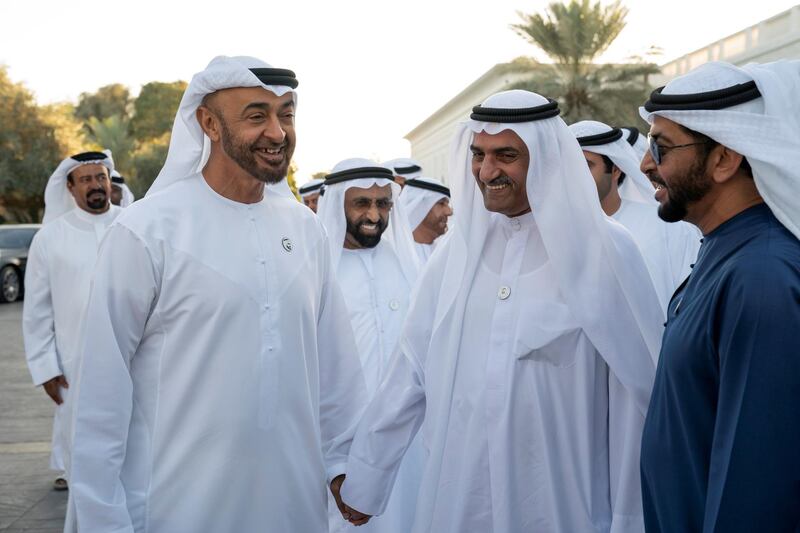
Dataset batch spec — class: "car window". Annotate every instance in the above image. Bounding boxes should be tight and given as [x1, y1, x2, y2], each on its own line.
[0, 228, 39, 248]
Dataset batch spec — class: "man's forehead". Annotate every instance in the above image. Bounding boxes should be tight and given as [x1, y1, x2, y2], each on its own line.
[649, 115, 686, 141]
[472, 129, 526, 150]
[214, 86, 295, 107]
[346, 183, 392, 196]
[71, 163, 108, 177]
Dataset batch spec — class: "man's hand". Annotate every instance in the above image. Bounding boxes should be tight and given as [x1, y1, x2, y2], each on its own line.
[42, 375, 68, 405]
[330, 475, 371, 526]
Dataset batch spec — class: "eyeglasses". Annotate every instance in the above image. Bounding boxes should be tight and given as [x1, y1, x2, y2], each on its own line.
[647, 135, 712, 165]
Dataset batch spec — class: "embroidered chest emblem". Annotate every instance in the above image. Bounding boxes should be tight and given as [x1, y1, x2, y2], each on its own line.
[281, 237, 293, 253]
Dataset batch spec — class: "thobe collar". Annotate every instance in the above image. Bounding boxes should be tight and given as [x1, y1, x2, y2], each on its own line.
[198, 173, 268, 210]
[704, 203, 772, 243]
[497, 211, 535, 237]
[73, 205, 117, 224]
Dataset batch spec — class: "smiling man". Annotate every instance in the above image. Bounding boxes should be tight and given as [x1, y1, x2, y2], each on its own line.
[569, 120, 700, 311]
[23, 151, 121, 491]
[639, 60, 800, 532]
[66, 56, 367, 533]
[316, 159, 423, 533]
[340, 90, 664, 532]
[398, 177, 452, 264]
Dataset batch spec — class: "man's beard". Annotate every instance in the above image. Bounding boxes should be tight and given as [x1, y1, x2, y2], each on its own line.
[655, 156, 713, 223]
[86, 189, 108, 210]
[220, 119, 290, 184]
[346, 216, 388, 248]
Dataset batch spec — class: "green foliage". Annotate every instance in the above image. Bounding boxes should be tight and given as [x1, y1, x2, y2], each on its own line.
[0, 67, 62, 222]
[129, 132, 170, 198]
[130, 81, 187, 142]
[39, 102, 88, 156]
[85, 114, 136, 174]
[75, 83, 131, 122]
[510, 0, 659, 126]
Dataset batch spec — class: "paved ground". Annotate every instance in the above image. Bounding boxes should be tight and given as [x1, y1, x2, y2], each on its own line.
[0, 302, 66, 532]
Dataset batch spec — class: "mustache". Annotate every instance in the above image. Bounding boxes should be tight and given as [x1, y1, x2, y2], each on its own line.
[488, 175, 512, 186]
[647, 173, 666, 188]
[252, 141, 287, 150]
[86, 188, 106, 197]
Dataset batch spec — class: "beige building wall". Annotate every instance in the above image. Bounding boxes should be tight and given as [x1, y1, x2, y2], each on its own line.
[405, 64, 527, 183]
[408, 4, 800, 184]
[653, 4, 800, 86]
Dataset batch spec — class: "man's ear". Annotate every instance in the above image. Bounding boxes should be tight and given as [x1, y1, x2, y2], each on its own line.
[196, 105, 222, 143]
[709, 145, 745, 184]
[611, 165, 623, 183]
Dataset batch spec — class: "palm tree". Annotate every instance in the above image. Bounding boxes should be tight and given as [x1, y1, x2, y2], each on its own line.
[85, 114, 136, 174]
[510, 0, 659, 125]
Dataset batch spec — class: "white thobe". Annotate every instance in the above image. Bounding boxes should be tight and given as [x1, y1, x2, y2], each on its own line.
[333, 245, 424, 533]
[413, 242, 434, 264]
[342, 212, 647, 533]
[612, 201, 700, 311]
[22, 205, 121, 473]
[67, 175, 367, 533]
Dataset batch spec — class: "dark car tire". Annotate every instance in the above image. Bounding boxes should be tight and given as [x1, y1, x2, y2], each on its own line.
[0, 265, 22, 303]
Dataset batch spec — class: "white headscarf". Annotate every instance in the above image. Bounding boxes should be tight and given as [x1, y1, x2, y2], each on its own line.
[298, 178, 324, 198]
[621, 126, 648, 162]
[43, 151, 115, 224]
[570, 120, 658, 205]
[110, 169, 135, 207]
[382, 157, 423, 180]
[316, 158, 420, 284]
[402, 90, 662, 416]
[640, 60, 800, 239]
[397, 177, 450, 231]
[147, 55, 297, 196]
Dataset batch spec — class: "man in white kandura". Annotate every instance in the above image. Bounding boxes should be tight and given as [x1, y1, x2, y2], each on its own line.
[382, 157, 423, 187]
[22, 150, 121, 491]
[317, 159, 424, 533]
[110, 169, 135, 207]
[570, 120, 700, 311]
[339, 90, 665, 533]
[298, 177, 324, 212]
[397, 177, 452, 264]
[67, 56, 367, 533]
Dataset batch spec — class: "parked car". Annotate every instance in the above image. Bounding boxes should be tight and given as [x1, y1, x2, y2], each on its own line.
[0, 224, 41, 303]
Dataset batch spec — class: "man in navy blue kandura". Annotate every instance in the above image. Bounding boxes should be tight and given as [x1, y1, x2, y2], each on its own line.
[638, 60, 800, 532]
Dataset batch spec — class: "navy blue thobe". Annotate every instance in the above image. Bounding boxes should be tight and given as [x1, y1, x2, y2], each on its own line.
[641, 203, 800, 533]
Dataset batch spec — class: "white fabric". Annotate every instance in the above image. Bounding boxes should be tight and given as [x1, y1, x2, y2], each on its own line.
[111, 170, 136, 207]
[622, 127, 648, 162]
[299, 178, 324, 198]
[570, 120, 701, 311]
[316, 158, 420, 284]
[398, 177, 449, 231]
[612, 201, 700, 312]
[42, 154, 114, 224]
[382, 157, 423, 180]
[147, 55, 295, 196]
[331, 247, 423, 533]
[640, 60, 800, 240]
[341, 90, 664, 532]
[570, 121, 658, 205]
[66, 175, 367, 533]
[413, 242, 434, 264]
[22, 206, 122, 473]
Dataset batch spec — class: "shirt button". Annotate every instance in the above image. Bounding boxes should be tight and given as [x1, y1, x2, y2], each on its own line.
[498, 286, 511, 300]
[389, 299, 400, 311]
[263, 304, 270, 310]
[511, 219, 521, 230]
[268, 346, 274, 352]
[258, 258, 266, 264]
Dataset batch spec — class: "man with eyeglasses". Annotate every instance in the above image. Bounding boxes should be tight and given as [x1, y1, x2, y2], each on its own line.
[569, 120, 700, 312]
[316, 159, 424, 532]
[22, 151, 122, 491]
[639, 60, 800, 532]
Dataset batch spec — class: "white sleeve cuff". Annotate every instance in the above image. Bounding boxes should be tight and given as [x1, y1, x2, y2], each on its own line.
[29, 354, 62, 386]
[339, 454, 395, 517]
